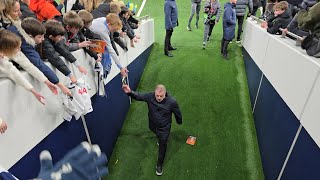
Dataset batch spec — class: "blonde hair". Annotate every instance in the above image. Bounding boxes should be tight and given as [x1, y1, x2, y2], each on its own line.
[80, 0, 102, 12]
[274, 1, 288, 11]
[110, 2, 121, 14]
[118, 1, 126, 8]
[2, 0, 18, 17]
[106, 13, 122, 31]
[0, 29, 21, 56]
[63, 11, 84, 29]
[78, 10, 93, 25]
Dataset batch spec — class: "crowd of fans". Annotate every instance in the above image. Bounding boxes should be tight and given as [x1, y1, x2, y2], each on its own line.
[256, 0, 320, 57]
[1, 0, 319, 177]
[0, 0, 141, 178]
[0, 0, 140, 123]
[188, 0, 319, 57]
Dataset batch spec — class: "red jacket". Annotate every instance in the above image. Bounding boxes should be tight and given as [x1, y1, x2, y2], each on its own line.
[29, 0, 61, 21]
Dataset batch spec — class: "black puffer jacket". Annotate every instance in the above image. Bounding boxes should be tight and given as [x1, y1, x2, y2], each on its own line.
[91, 3, 110, 19]
[128, 91, 182, 140]
[267, 9, 292, 34]
[19, 1, 37, 20]
[42, 38, 72, 76]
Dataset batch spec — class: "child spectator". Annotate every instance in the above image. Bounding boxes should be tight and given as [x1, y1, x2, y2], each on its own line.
[0, 29, 46, 104]
[127, 10, 139, 30]
[202, 0, 222, 49]
[0, 0, 58, 96]
[89, 13, 128, 77]
[261, 1, 292, 34]
[77, 10, 102, 62]
[15, 17, 71, 96]
[91, 1, 120, 19]
[63, 10, 92, 52]
[42, 20, 83, 83]
[221, 0, 237, 59]
[119, 6, 139, 48]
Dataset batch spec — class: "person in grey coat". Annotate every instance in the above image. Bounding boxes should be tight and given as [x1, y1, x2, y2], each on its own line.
[235, 0, 253, 42]
[187, 0, 202, 31]
[164, 0, 179, 57]
[202, 0, 222, 49]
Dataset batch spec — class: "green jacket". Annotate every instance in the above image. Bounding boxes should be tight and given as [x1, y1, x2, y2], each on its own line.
[297, 2, 320, 37]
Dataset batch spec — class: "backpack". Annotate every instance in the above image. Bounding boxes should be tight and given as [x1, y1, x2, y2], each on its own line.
[301, 34, 320, 58]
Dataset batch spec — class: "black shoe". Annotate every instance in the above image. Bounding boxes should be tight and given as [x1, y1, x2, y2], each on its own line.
[165, 52, 173, 57]
[195, 24, 199, 29]
[156, 165, 163, 176]
[168, 46, 177, 50]
[223, 53, 228, 59]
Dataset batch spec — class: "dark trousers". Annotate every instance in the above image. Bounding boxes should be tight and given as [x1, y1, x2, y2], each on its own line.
[261, 0, 266, 14]
[157, 139, 168, 166]
[236, 15, 245, 41]
[252, 6, 259, 16]
[164, 29, 173, 54]
[221, 38, 230, 55]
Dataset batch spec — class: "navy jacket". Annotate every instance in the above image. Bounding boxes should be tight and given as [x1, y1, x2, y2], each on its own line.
[7, 26, 60, 84]
[19, 0, 37, 20]
[128, 91, 182, 140]
[223, 2, 237, 40]
[164, 0, 178, 30]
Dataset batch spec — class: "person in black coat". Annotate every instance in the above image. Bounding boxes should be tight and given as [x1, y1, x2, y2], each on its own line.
[261, 1, 292, 34]
[122, 84, 182, 176]
[19, 0, 37, 20]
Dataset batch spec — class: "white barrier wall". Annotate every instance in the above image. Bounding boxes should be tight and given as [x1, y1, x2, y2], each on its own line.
[0, 19, 154, 169]
[243, 18, 320, 147]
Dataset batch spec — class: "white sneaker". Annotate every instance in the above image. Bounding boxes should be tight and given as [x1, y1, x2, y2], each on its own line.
[187, 26, 191, 31]
[202, 42, 206, 49]
[236, 40, 241, 43]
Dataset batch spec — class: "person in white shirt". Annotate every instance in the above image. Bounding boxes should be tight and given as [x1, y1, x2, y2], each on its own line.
[0, 29, 47, 104]
[89, 13, 128, 77]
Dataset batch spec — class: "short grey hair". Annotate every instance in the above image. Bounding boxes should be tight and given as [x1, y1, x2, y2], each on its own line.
[155, 84, 166, 93]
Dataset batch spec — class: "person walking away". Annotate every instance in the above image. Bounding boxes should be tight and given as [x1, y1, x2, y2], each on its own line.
[187, 0, 202, 31]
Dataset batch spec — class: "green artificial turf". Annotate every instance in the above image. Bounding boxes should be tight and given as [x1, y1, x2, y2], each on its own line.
[105, 0, 264, 179]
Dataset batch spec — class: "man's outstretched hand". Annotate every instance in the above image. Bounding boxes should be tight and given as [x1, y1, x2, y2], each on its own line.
[122, 84, 131, 94]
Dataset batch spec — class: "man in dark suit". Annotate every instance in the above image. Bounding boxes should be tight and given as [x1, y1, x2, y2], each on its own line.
[122, 84, 183, 176]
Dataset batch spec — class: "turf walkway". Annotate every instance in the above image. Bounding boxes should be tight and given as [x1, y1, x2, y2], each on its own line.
[105, 0, 264, 179]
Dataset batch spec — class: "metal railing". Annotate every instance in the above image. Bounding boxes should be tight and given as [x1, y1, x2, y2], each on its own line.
[250, 16, 304, 46]
[136, 15, 150, 21]
[250, 15, 265, 24]
[279, 28, 303, 46]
